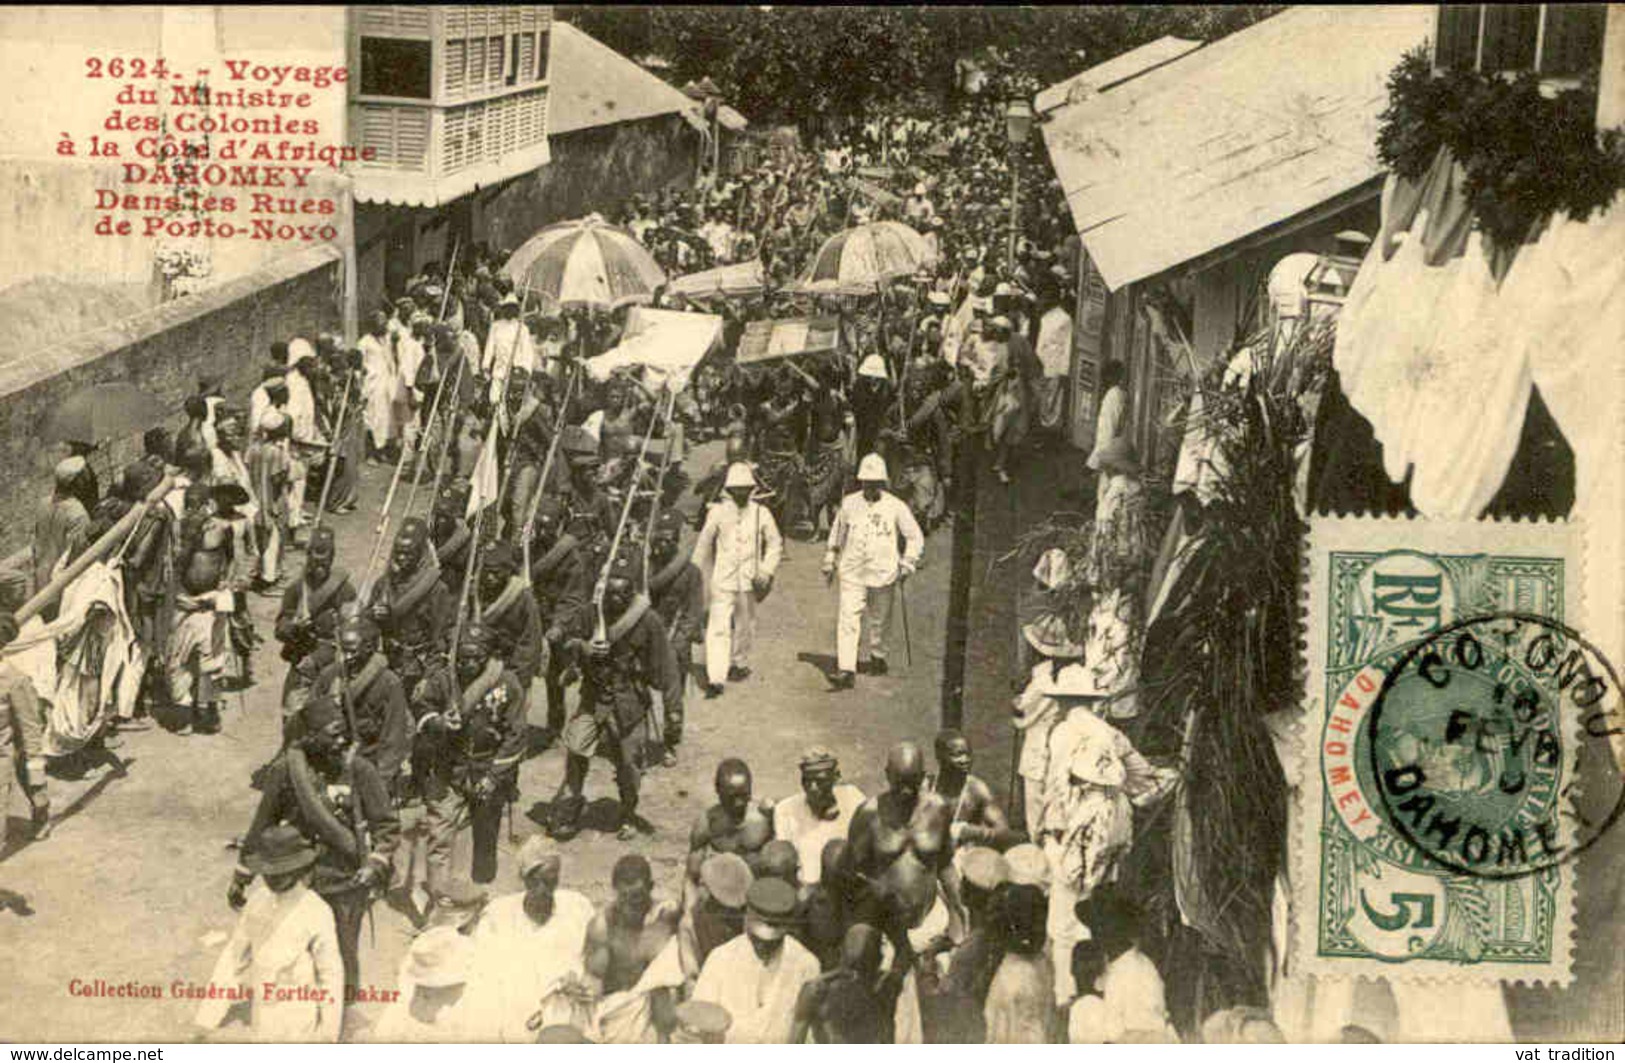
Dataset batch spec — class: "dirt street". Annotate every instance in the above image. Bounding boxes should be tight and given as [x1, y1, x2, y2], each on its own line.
[0, 439, 951, 1042]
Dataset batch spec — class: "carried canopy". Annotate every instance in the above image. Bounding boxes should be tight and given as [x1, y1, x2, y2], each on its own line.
[736, 316, 842, 366]
[584, 307, 723, 391]
[667, 258, 766, 301]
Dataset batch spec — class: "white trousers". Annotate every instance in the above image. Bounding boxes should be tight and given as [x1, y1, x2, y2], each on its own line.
[705, 587, 756, 685]
[287, 456, 309, 528]
[836, 578, 895, 673]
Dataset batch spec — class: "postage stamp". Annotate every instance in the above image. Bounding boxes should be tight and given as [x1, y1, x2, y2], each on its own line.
[1298, 517, 1621, 985]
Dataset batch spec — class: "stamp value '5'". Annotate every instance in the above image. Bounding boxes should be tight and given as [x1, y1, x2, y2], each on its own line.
[1299, 517, 1622, 985]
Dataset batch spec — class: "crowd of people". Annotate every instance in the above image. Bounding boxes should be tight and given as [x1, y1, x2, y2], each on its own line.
[1, 80, 1285, 1045]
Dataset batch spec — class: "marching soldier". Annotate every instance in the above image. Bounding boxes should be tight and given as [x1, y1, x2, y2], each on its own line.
[530, 496, 588, 745]
[559, 425, 618, 538]
[431, 479, 476, 602]
[647, 509, 703, 766]
[233, 694, 399, 996]
[549, 554, 683, 842]
[474, 541, 544, 689]
[274, 526, 356, 677]
[299, 615, 412, 793]
[413, 621, 527, 887]
[368, 517, 454, 699]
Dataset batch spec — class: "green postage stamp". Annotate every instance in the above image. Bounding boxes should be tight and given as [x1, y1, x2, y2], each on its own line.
[1299, 518, 1621, 985]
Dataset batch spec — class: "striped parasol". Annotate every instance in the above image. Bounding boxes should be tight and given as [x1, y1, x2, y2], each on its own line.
[789, 221, 936, 296]
[503, 213, 667, 312]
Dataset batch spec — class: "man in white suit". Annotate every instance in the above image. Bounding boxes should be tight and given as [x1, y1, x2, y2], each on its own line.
[822, 453, 924, 691]
[692, 463, 782, 699]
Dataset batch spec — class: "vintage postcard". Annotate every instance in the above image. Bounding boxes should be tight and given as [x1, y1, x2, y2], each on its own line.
[2, 2, 1622, 1048]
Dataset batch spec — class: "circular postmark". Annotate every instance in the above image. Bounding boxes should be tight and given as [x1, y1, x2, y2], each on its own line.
[1361, 613, 1625, 880]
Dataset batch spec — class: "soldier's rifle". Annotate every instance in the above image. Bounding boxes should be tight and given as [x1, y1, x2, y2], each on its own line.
[448, 288, 531, 664]
[309, 369, 355, 538]
[639, 401, 680, 598]
[401, 239, 462, 519]
[363, 245, 464, 597]
[593, 388, 674, 644]
[519, 363, 581, 584]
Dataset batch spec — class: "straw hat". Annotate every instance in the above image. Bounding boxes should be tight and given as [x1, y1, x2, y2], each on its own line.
[700, 852, 753, 909]
[959, 846, 1009, 891]
[243, 824, 318, 876]
[1022, 612, 1083, 659]
[1004, 843, 1048, 889]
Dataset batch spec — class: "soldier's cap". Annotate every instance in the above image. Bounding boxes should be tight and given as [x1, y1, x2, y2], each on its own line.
[700, 852, 753, 909]
[458, 621, 495, 654]
[653, 509, 686, 537]
[395, 516, 429, 547]
[302, 695, 344, 732]
[959, 846, 1009, 891]
[54, 456, 87, 484]
[1003, 843, 1049, 890]
[306, 526, 336, 559]
[674, 1000, 732, 1038]
[744, 878, 797, 939]
[559, 425, 600, 461]
[481, 542, 518, 575]
[244, 824, 318, 876]
[339, 614, 380, 644]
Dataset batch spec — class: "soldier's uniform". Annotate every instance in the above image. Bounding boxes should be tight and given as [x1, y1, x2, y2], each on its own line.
[474, 542, 544, 687]
[235, 696, 400, 992]
[431, 481, 476, 602]
[549, 555, 684, 841]
[301, 626, 412, 789]
[647, 510, 703, 757]
[528, 498, 588, 739]
[274, 527, 357, 715]
[413, 624, 527, 886]
[368, 518, 454, 698]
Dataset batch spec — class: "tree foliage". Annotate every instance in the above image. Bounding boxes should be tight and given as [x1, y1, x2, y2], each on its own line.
[559, 5, 1284, 126]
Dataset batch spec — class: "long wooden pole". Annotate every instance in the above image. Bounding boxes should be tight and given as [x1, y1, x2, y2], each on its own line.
[423, 356, 469, 516]
[593, 389, 673, 642]
[401, 240, 462, 519]
[519, 365, 581, 585]
[16, 475, 175, 625]
[639, 400, 679, 597]
[310, 370, 355, 536]
[447, 289, 531, 662]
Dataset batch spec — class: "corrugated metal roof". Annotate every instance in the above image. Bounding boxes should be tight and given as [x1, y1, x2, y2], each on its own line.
[547, 22, 702, 136]
[1033, 36, 1204, 115]
[1041, 5, 1431, 292]
[352, 139, 553, 208]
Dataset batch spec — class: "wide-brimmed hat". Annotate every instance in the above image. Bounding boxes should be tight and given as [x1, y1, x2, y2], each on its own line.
[700, 852, 753, 909]
[244, 824, 318, 876]
[744, 878, 797, 940]
[404, 926, 472, 988]
[1022, 612, 1083, 659]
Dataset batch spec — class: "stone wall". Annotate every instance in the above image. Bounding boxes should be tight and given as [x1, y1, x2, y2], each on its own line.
[0, 246, 343, 559]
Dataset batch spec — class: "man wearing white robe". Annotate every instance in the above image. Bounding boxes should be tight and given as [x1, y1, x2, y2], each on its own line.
[359, 311, 401, 458]
[692, 879, 819, 1043]
[470, 837, 597, 1041]
[483, 294, 537, 404]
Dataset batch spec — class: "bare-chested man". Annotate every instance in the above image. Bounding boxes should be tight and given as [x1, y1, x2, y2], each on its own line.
[930, 729, 1013, 850]
[685, 758, 774, 902]
[841, 741, 966, 949]
[585, 854, 681, 1042]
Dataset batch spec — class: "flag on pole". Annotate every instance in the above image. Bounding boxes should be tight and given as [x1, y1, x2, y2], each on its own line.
[466, 416, 501, 518]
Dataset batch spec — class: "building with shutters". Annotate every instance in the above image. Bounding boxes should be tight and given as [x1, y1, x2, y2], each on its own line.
[348, 4, 556, 313]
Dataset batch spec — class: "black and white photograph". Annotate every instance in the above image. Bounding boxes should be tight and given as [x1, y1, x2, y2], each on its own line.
[0, 3, 1622, 1048]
